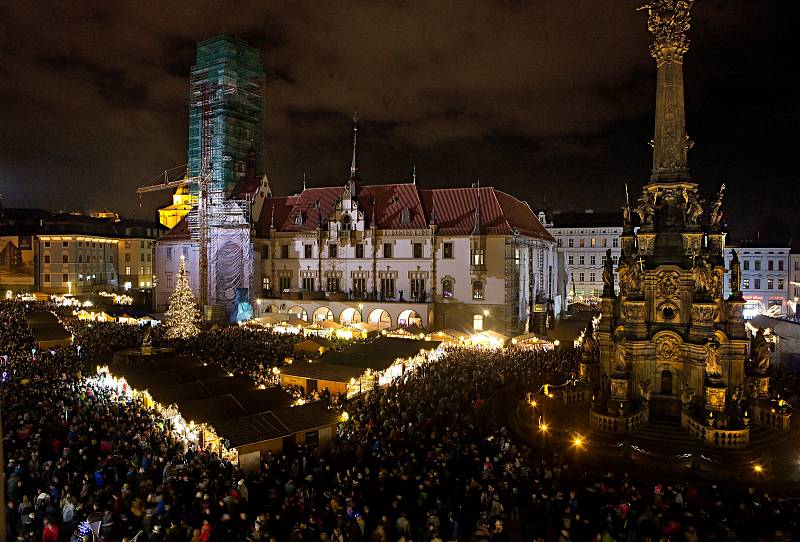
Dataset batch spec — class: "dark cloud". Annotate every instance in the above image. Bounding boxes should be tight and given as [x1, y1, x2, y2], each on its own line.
[0, 1, 796, 239]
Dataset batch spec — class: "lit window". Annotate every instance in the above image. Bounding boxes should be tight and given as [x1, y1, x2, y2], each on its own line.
[602, 238, 607, 248]
[590, 238, 596, 248]
[768, 279, 774, 290]
[472, 280, 484, 300]
[579, 239, 585, 248]
[442, 278, 453, 299]
[471, 248, 485, 267]
[743, 278, 750, 289]
[473, 314, 484, 331]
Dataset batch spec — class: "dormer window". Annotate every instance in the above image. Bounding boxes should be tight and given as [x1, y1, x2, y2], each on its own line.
[400, 208, 411, 225]
[294, 212, 305, 226]
[390, 194, 399, 205]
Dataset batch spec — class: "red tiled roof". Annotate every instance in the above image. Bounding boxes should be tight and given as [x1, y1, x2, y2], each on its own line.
[159, 217, 191, 241]
[254, 196, 297, 237]
[358, 184, 427, 229]
[418, 187, 553, 241]
[253, 183, 552, 241]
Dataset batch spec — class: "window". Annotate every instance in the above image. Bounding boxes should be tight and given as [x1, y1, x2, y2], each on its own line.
[380, 277, 395, 298]
[125, 266, 131, 275]
[743, 260, 749, 271]
[166, 273, 173, 289]
[140, 240, 145, 248]
[579, 272, 585, 282]
[795, 261, 800, 271]
[590, 238, 596, 248]
[755, 260, 761, 271]
[473, 314, 484, 331]
[442, 278, 453, 299]
[262, 276, 270, 292]
[602, 238, 607, 248]
[44, 254, 50, 264]
[768, 260, 774, 271]
[557, 239, 562, 247]
[302, 277, 315, 291]
[589, 272, 596, 282]
[410, 278, 425, 301]
[140, 253, 145, 262]
[612, 238, 618, 248]
[327, 277, 340, 292]
[579, 239, 585, 248]
[328, 244, 338, 259]
[62, 254, 69, 263]
[44, 273, 50, 283]
[125, 253, 131, 262]
[471, 248, 485, 267]
[352, 277, 366, 297]
[355, 243, 364, 258]
[78, 241, 82, 247]
[754, 278, 761, 289]
[768, 279, 774, 290]
[779, 278, 785, 290]
[261, 245, 269, 259]
[139, 266, 144, 275]
[589, 255, 596, 266]
[472, 280, 484, 300]
[166, 247, 173, 261]
[779, 260, 784, 271]
[743, 278, 750, 289]
[383, 243, 393, 258]
[62, 241, 68, 248]
[568, 255, 574, 265]
[443, 242, 454, 259]
[44, 241, 50, 248]
[413, 242, 423, 259]
[568, 239, 574, 248]
[62, 273, 69, 282]
[279, 276, 291, 291]
[579, 255, 585, 265]
[304, 244, 313, 258]
[281, 244, 289, 259]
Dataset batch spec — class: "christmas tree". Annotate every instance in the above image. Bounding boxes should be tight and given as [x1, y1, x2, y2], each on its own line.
[164, 255, 200, 339]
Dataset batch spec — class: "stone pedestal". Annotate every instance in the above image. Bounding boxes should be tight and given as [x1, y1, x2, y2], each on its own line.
[622, 299, 647, 340]
[704, 380, 727, 412]
[689, 302, 718, 341]
[608, 375, 631, 416]
[752, 375, 770, 399]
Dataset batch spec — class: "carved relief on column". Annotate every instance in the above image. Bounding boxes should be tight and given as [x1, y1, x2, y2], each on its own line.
[622, 300, 646, 323]
[691, 303, 719, 326]
[637, 234, 656, 256]
[682, 233, 702, 256]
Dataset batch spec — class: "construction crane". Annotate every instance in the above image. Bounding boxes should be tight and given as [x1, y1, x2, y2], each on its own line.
[136, 80, 214, 308]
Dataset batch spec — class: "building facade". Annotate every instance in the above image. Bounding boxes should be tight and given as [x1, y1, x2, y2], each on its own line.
[725, 242, 791, 319]
[156, 181, 562, 335]
[0, 210, 164, 294]
[539, 210, 622, 304]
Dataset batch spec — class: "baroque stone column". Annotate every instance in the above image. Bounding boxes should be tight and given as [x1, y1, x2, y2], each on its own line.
[640, 0, 695, 182]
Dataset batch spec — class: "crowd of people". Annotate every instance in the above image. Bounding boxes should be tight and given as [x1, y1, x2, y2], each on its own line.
[3, 300, 800, 540]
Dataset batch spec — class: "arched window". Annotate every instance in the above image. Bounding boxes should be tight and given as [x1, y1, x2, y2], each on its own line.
[473, 314, 484, 331]
[472, 280, 484, 300]
[340, 214, 352, 231]
[442, 278, 454, 299]
[660, 369, 673, 395]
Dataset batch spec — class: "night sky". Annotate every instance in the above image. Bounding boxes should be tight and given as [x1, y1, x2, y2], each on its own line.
[0, 1, 796, 240]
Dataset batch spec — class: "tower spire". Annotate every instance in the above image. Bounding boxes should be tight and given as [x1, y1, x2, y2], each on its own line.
[471, 178, 483, 235]
[349, 114, 359, 182]
[412, 164, 417, 185]
[640, 0, 695, 182]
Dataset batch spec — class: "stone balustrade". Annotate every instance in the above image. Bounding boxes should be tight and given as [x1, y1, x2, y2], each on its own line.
[681, 412, 749, 448]
[590, 407, 649, 434]
[561, 388, 589, 405]
[752, 403, 792, 431]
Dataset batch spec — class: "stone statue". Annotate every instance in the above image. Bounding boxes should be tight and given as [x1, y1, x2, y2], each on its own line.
[622, 204, 632, 229]
[639, 0, 694, 57]
[709, 269, 723, 300]
[613, 342, 627, 374]
[708, 183, 725, 227]
[683, 188, 703, 226]
[704, 337, 722, 377]
[628, 257, 644, 292]
[729, 249, 741, 294]
[638, 380, 652, 402]
[692, 254, 711, 293]
[141, 327, 152, 348]
[680, 383, 695, 412]
[602, 248, 614, 294]
[582, 327, 599, 363]
[636, 192, 656, 227]
[617, 259, 629, 297]
[753, 327, 772, 374]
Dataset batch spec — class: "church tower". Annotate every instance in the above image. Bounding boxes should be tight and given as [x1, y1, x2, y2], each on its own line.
[585, 1, 771, 446]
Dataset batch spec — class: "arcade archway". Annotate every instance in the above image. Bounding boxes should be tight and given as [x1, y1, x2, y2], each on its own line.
[339, 307, 362, 325]
[287, 305, 308, 321]
[398, 309, 422, 328]
[368, 308, 392, 329]
[312, 307, 334, 322]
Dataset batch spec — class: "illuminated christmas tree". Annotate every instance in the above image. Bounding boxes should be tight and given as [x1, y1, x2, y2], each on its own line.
[164, 255, 200, 339]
